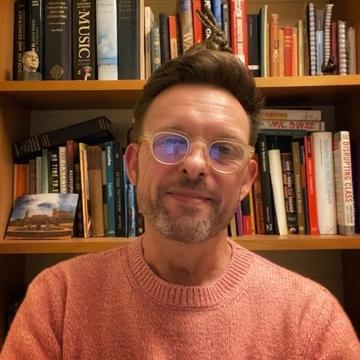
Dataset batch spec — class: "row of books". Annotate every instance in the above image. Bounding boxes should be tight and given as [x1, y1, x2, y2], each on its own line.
[257, 3, 357, 78]
[229, 129, 356, 237]
[12, 139, 144, 239]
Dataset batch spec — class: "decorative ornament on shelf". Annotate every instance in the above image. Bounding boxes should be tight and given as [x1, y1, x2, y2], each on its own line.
[19, 50, 42, 80]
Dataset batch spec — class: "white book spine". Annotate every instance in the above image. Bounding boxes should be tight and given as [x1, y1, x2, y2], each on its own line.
[268, 149, 288, 235]
[144, 6, 154, 79]
[260, 120, 325, 131]
[96, 0, 118, 80]
[337, 20, 348, 75]
[59, 146, 67, 194]
[333, 131, 355, 235]
[312, 132, 337, 234]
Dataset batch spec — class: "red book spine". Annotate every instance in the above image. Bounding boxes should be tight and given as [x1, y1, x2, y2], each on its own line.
[283, 26, 293, 76]
[304, 136, 319, 235]
[192, 0, 203, 44]
[240, 0, 249, 65]
[229, 0, 238, 56]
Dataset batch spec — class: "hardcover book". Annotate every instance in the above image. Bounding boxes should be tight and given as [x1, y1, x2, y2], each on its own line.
[13, 0, 27, 80]
[117, 0, 142, 79]
[13, 116, 114, 161]
[72, 0, 97, 80]
[44, 0, 72, 80]
[6, 193, 79, 239]
[179, 0, 194, 53]
[29, 0, 44, 75]
[96, 0, 118, 79]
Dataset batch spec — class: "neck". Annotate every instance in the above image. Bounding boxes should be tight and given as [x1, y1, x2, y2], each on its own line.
[141, 228, 232, 286]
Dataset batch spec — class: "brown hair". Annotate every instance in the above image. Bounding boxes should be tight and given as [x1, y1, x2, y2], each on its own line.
[133, 43, 264, 145]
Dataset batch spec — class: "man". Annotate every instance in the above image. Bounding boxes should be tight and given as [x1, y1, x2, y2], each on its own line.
[2, 43, 359, 359]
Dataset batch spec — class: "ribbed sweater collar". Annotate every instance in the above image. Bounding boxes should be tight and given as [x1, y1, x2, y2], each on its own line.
[125, 238, 253, 309]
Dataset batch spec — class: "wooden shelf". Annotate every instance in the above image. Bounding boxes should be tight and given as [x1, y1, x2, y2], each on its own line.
[0, 75, 360, 109]
[0, 235, 359, 254]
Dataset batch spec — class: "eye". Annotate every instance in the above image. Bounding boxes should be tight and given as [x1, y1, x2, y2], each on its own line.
[210, 142, 244, 160]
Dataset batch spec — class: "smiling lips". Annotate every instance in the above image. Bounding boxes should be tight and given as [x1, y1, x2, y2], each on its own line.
[166, 190, 213, 205]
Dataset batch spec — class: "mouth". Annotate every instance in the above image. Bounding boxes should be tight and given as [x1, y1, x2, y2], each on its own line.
[166, 190, 213, 205]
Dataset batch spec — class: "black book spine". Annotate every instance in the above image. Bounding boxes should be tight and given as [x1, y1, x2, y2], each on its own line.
[113, 141, 126, 236]
[13, 0, 27, 80]
[29, 0, 44, 74]
[48, 149, 60, 193]
[73, 141, 84, 237]
[159, 13, 170, 64]
[44, 0, 72, 80]
[72, 0, 96, 80]
[117, 0, 140, 79]
[13, 116, 113, 161]
[256, 133, 275, 234]
[247, 14, 260, 77]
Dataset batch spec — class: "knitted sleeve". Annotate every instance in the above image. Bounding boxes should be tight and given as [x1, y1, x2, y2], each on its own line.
[1, 269, 66, 360]
[301, 291, 360, 359]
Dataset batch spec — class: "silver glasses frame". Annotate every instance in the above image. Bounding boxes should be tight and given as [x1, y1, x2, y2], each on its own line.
[140, 130, 255, 174]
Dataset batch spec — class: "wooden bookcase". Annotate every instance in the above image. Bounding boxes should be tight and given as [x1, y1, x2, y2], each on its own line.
[1, 0, 360, 345]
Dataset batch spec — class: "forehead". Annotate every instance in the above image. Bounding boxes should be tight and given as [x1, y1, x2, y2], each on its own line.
[142, 84, 251, 142]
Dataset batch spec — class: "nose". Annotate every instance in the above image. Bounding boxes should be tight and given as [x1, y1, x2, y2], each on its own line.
[180, 142, 210, 177]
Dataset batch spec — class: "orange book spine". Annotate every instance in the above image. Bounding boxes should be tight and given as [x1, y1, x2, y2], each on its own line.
[192, 0, 202, 44]
[13, 164, 29, 203]
[283, 26, 293, 76]
[305, 136, 319, 235]
[292, 27, 298, 76]
[270, 14, 280, 76]
[168, 15, 179, 59]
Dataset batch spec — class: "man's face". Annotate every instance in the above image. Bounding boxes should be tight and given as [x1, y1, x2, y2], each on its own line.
[125, 84, 257, 244]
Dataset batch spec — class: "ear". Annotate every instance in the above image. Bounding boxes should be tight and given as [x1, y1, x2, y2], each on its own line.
[239, 158, 257, 202]
[124, 143, 139, 185]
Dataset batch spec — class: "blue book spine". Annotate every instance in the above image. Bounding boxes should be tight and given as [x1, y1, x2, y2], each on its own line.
[315, 9, 324, 75]
[122, 154, 129, 236]
[123, 158, 136, 237]
[105, 141, 116, 236]
[211, 0, 222, 28]
[96, 0, 118, 79]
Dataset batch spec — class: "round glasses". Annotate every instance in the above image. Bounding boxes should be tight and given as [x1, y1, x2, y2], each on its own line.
[141, 131, 254, 174]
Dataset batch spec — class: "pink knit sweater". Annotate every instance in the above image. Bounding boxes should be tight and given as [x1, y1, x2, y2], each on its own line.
[1, 239, 359, 359]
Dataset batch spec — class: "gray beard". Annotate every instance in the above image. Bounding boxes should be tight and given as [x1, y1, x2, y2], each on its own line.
[137, 175, 233, 245]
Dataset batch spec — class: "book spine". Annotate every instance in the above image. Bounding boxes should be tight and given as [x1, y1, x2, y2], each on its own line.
[348, 26, 357, 75]
[283, 26, 293, 76]
[337, 20, 348, 75]
[257, 133, 275, 234]
[330, 21, 338, 74]
[270, 14, 280, 77]
[222, 1, 230, 47]
[159, 13, 170, 64]
[299, 143, 309, 233]
[79, 143, 91, 237]
[29, 0, 44, 74]
[41, 149, 49, 193]
[211, 0, 222, 28]
[72, 0, 96, 80]
[241, 194, 252, 235]
[179, 0, 194, 53]
[150, 24, 161, 72]
[105, 142, 116, 236]
[87, 145, 105, 237]
[73, 141, 84, 237]
[35, 156, 43, 194]
[192, 0, 203, 44]
[101, 149, 108, 234]
[260, 108, 321, 121]
[323, 3, 334, 72]
[268, 149, 288, 235]
[291, 27, 298, 76]
[168, 15, 179, 59]
[144, 6, 154, 78]
[113, 141, 126, 237]
[315, 9, 324, 75]
[279, 28, 284, 76]
[259, 5, 269, 77]
[123, 157, 137, 237]
[312, 132, 337, 234]
[117, 0, 141, 79]
[13, 164, 29, 203]
[28, 159, 36, 195]
[247, 14, 260, 77]
[252, 153, 265, 234]
[202, 0, 212, 39]
[304, 136, 319, 234]
[307, 3, 317, 76]
[333, 131, 355, 235]
[291, 142, 306, 234]
[96, 0, 118, 80]
[44, 0, 72, 80]
[66, 140, 75, 193]
[281, 152, 298, 234]
[297, 20, 304, 76]
[48, 149, 60, 193]
[230, 0, 248, 64]
[58, 146, 67, 193]
[13, 0, 27, 80]
[260, 119, 325, 131]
